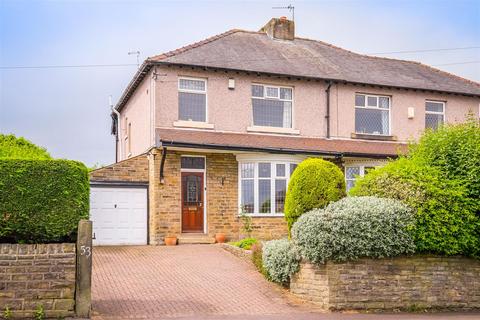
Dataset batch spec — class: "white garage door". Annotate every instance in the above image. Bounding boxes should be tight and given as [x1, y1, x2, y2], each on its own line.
[90, 186, 148, 245]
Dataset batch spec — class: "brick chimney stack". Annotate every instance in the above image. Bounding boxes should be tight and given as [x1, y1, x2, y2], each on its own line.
[259, 16, 295, 41]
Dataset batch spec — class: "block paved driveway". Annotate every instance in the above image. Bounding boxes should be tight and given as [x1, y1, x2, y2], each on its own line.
[91, 245, 479, 320]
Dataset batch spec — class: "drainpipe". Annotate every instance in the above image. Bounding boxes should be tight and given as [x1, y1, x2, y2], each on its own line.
[110, 96, 122, 162]
[159, 146, 167, 184]
[325, 81, 333, 139]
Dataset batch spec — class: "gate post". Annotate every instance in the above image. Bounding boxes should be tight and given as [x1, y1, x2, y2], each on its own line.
[76, 219, 93, 317]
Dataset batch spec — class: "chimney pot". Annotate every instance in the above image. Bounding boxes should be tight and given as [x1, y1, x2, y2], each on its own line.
[259, 17, 295, 41]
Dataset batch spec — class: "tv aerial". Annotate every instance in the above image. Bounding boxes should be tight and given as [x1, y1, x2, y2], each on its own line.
[272, 4, 295, 21]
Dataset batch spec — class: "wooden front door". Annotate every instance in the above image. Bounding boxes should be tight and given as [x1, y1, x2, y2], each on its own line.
[181, 172, 204, 232]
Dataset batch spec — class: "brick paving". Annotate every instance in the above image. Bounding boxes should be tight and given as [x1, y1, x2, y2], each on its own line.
[92, 245, 302, 319]
[91, 245, 479, 320]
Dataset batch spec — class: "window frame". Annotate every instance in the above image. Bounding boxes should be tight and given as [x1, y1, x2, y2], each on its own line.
[425, 100, 445, 130]
[178, 76, 208, 123]
[238, 160, 299, 217]
[345, 165, 376, 192]
[251, 83, 294, 129]
[354, 93, 392, 136]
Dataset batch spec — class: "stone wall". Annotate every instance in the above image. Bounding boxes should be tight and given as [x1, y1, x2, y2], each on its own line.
[149, 149, 288, 244]
[290, 256, 480, 311]
[0, 243, 76, 318]
[219, 243, 253, 264]
[90, 153, 149, 182]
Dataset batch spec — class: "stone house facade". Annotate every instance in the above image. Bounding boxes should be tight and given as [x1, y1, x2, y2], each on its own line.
[90, 17, 480, 245]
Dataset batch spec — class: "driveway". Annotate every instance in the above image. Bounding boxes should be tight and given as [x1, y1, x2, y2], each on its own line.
[92, 245, 479, 320]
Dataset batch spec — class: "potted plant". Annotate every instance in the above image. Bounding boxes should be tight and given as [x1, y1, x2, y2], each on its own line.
[164, 235, 177, 246]
[215, 233, 226, 243]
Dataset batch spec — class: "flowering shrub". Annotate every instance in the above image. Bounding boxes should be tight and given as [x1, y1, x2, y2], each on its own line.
[292, 196, 416, 264]
[262, 239, 300, 284]
[284, 158, 345, 232]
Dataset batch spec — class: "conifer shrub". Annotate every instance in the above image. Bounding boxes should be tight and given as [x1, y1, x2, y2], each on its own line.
[284, 158, 345, 232]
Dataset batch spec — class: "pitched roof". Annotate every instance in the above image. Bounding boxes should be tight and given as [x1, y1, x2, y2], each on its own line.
[116, 29, 480, 111]
[156, 128, 407, 158]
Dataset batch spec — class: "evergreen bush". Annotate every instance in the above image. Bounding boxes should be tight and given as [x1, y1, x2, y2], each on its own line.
[291, 196, 416, 264]
[0, 159, 89, 243]
[284, 158, 345, 232]
[262, 239, 300, 284]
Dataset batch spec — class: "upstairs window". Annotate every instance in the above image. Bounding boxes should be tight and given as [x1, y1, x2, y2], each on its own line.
[355, 94, 390, 135]
[178, 78, 207, 122]
[252, 84, 293, 128]
[425, 101, 445, 130]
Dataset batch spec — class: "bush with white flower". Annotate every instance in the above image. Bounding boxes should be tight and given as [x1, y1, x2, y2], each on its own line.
[291, 196, 416, 264]
[262, 239, 300, 284]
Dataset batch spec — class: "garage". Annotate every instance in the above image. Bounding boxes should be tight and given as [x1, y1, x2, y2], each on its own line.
[90, 184, 148, 245]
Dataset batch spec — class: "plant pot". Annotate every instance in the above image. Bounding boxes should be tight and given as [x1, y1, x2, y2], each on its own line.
[164, 236, 177, 246]
[215, 233, 226, 243]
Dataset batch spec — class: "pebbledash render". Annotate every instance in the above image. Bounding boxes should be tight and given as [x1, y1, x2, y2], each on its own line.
[90, 17, 480, 245]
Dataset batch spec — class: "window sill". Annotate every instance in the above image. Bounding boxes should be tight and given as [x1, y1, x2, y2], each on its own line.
[173, 120, 214, 129]
[247, 126, 300, 135]
[239, 213, 285, 218]
[351, 133, 397, 141]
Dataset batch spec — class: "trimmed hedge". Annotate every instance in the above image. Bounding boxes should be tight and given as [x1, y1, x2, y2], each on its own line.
[0, 159, 89, 243]
[350, 158, 480, 257]
[291, 196, 416, 264]
[284, 158, 345, 232]
[0, 134, 51, 160]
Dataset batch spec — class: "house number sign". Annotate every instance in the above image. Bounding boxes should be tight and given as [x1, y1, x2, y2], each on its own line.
[80, 245, 91, 258]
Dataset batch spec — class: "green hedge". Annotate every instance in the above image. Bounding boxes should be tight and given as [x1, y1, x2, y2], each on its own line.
[0, 134, 51, 160]
[409, 116, 480, 214]
[0, 159, 89, 243]
[284, 158, 345, 232]
[350, 158, 480, 257]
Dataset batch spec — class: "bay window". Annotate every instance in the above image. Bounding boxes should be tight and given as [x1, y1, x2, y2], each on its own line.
[239, 161, 298, 215]
[252, 84, 293, 128]
[355, 94, 390, 135]
[345, 165, 375, 192]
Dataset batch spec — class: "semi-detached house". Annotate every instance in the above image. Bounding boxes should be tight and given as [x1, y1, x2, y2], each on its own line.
[90, 17, 480, 245]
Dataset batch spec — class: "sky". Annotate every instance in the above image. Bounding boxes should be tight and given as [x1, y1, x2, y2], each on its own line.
[1, 0, 479, 166]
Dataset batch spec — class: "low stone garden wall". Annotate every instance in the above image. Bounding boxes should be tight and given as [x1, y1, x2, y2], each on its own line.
[219, 243, 252, 264]
[290, 255, 480, 311]
[0, 243, 76, 318]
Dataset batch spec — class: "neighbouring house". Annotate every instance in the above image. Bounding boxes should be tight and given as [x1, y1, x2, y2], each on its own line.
[89, 17, 480, 245]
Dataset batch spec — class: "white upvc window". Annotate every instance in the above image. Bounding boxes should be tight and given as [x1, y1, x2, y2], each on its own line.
[355, 94, 391, 135]
[345, 165, 375, 192]
[178, 77, 207, 122]
[239, 161, 298, 216]
[425, 100, 445, 130]
[251, 84, 293, 128]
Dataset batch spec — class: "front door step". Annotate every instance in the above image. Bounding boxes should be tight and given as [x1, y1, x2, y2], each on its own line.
[177, 234, 215, 244]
